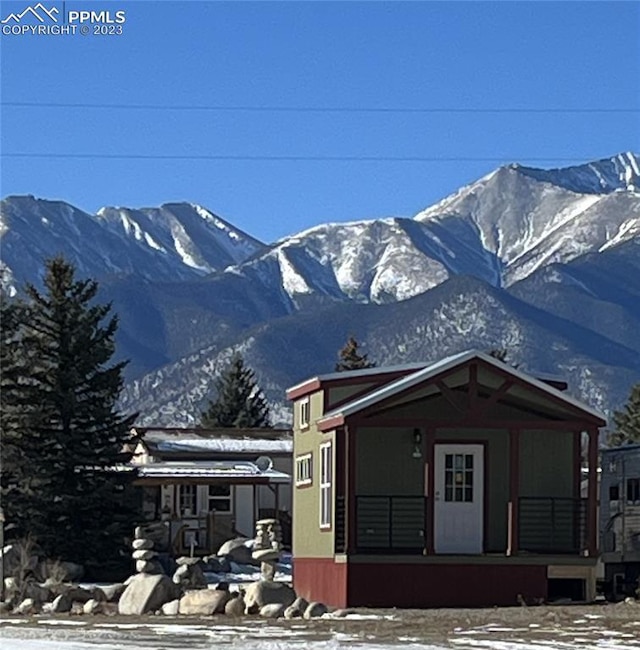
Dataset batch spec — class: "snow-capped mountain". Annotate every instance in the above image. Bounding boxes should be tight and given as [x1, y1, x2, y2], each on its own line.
[414, 152, 640, 286]
[218, 152, 640, 304]
[0, 197, 265, 293]
[2, 152, 639, 424]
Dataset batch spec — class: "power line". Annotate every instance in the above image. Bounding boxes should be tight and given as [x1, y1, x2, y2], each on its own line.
[2, 101, 638, 114]
[2, 153, 594, 162]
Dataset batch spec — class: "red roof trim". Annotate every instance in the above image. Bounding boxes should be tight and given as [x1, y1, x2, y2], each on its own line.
[286, 367, 425, 401]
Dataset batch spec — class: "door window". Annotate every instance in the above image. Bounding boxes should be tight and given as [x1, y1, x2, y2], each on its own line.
[444, 453, 474, 502]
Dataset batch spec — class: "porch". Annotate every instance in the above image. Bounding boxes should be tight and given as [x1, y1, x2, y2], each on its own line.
[134, 460, 291, 555]
[335, 495, 589, 555]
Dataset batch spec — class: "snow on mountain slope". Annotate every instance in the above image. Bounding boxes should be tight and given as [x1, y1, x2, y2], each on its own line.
[120, 275, 640, 426]
[227, 217, 502, 305]
[96, 202, 264, 272]
[517, 151, 640, 194]
[414, 153, 640, 286]
[0, 196, 266, 291]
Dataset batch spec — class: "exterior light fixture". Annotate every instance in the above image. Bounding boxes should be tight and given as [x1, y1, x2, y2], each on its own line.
[412, 428, 423, 459]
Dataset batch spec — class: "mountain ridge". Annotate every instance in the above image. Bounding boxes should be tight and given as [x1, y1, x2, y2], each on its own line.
[2, 151, 639, 425]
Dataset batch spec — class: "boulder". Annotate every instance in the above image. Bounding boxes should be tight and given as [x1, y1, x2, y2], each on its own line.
[203, 556, 231, 573]
[260, 603, 286, 618]
[83, 598, 103, 615]
[161, 599, 180, 616]
[224, 595, 245, 617]
[172, 563, 207, 589]
[23, 581, 52, 604]
[132, 538, 154, 550]
[178, 588, 230, 615]
[118, 573, 178, 615]
[136, 559, 164, 574]
[284, 596, 308, 619]
[63, 585, 95, 604]
[175, 556, 204, 567]
[14, 598, 38, 615]
[252, 549, 280, 562]
[135, 522, 170, 552]
[51, 593, 73, 613]
[244, 581, 296, 614]
[304, 601, 328, 619]
[100, 583, 126, 602]
[132, 549, 157, 561]
[217, 538, 256, 565]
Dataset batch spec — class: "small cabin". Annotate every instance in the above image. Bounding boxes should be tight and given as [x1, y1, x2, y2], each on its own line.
[129, 427, 292, 554]
[287, 350, 604, 608]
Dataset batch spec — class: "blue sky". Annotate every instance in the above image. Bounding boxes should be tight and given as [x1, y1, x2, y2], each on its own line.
[1, 1, 639, 242]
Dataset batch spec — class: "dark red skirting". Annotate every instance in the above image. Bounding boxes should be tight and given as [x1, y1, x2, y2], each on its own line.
[293, 558, 348, 607]
[294, 559, 548, 609]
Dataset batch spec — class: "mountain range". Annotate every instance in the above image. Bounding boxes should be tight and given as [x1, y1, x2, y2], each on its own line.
[1, 151, 639, 427]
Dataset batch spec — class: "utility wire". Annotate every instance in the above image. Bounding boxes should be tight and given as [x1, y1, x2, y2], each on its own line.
[2, 153, 594, 162]
[2, 101, 637, 114]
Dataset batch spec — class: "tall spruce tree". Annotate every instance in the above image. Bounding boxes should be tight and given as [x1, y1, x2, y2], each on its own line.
[335, 336, 376, 372]
[608, 382, 640, 445]
[200, 355, 271, 428]
[0, 257, 138, 574]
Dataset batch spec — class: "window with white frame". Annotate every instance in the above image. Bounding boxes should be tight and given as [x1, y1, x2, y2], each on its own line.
[208, 484, 232, 512]
[179, 484, 197, 516]
[295, 453, 312, 486]
[299, 397, 310, 429]
[320, 442, 332, 528]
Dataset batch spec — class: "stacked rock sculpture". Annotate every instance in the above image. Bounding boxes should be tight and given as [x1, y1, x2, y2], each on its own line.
[251, 518, 283, 581]
[131, 525, 164, 575]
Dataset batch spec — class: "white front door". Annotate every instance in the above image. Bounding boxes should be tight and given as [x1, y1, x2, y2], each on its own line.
[434, 444, 484, 554]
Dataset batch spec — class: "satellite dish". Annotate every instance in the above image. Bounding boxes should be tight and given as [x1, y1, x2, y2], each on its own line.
[255, 456, 273, 472]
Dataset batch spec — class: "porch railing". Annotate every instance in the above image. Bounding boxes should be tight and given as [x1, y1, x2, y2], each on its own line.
[335, 495, 346, 553]
[355, 496, 426, 553]
[518, 497, 587, 554]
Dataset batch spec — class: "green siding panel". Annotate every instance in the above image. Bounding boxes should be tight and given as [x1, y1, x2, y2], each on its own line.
[519, 430, 573, 498]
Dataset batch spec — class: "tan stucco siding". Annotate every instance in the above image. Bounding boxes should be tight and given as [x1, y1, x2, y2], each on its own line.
[292, 390, 335, 559]
[355, 427, 424, 495]
[436, 428, 509, 552]
[519, 430, 574, 498]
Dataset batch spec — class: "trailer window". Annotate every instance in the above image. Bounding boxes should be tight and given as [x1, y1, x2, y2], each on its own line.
[626, 478, 640, 503]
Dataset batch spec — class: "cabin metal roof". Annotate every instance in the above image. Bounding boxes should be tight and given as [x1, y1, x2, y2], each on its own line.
[132, 427, 292, 457]
[317, 349, 606, 428]
[136, 460, 290, 483]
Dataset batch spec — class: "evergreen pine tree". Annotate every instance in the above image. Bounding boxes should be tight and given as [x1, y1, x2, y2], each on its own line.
[200, 355, 271, 428]
[608, 383, 640, 445]
[335, 336, 376, 372]
[0, 257, 138, 575]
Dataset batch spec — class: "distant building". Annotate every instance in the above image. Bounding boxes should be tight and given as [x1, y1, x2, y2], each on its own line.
[600, 444, 640, 599]
[287, 350, 605, 608]
[129, 427, 292, 555]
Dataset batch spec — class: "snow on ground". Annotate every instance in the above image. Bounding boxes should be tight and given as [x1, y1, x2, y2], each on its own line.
[2, 611, 640, 650]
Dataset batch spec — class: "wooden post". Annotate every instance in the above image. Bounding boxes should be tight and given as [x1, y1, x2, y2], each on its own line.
[587, 427, 599, 557]
[253, 484, 258, 528]
[507, 429, 519, 555]
[425, 428, 435, 555]
[346, 425, 357, 553]
[573, 431, 582, 499]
